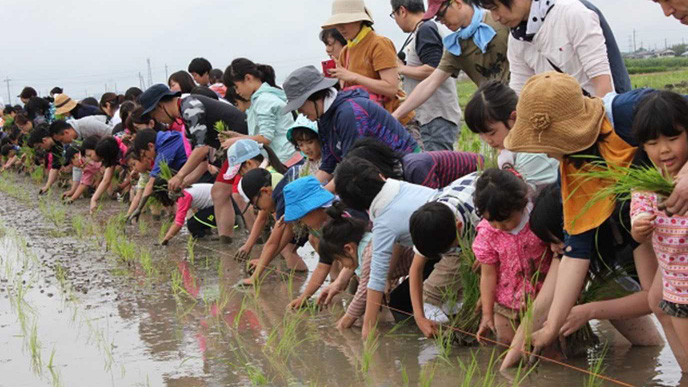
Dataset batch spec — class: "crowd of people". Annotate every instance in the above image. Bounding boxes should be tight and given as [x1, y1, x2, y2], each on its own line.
[2, 0, 688, 373]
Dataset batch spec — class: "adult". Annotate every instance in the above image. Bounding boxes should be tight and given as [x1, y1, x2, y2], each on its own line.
[475, 0, 625, 97]
[124, 87, 143, 102]
[54, 93, 103, 119]
[135, 84, 248, 243]
[188, 57, 212, 87]
[322, 0, 415, 127]
[393, 0, 509, 131]
[320, 28, 348, 60]
[50, 117, 113, 144]
[653, 0, 688, 24]
[390, 0, 463, 151]
[282, 65, 418, 184]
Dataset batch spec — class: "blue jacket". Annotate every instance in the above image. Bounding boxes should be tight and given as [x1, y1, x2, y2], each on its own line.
[318, 88, 418, 174]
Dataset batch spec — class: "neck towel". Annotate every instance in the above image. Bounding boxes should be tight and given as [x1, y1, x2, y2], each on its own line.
[442, 6, 497, 56]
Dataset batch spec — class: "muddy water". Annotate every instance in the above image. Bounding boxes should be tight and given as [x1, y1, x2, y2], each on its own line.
[0, 174, 687, 387]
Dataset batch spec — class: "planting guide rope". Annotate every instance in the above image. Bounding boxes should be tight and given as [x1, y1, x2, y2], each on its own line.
[191, 242, 635, 387]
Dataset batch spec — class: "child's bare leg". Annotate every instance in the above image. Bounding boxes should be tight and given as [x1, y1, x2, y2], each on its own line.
[609, 316, 663, 346]
[670, 316, 688, 373]
[494, 312, 516, 345]
[650, 269, 688, 371]
[281, 243, 307, 272]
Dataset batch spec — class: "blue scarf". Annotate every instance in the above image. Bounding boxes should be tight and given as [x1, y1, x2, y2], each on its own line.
[442, 6, 496, 56]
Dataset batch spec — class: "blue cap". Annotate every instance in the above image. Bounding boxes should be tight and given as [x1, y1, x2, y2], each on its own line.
[283, 176, 335, 222]
[139, 84, 181, 115]
[286, 114, 319, 142]
[227, 139, 264, 167]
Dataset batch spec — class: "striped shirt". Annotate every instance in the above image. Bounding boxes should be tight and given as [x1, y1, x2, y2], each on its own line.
[403, 151, 484, 189]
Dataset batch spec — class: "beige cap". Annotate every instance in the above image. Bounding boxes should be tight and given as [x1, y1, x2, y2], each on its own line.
[322, 0, 374, 29]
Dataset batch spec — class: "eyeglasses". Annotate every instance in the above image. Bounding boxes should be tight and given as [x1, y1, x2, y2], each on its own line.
[435, 0, 453, 21]
[389, 7, 399, 19]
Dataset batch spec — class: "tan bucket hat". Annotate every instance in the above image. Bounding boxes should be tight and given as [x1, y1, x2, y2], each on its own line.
[503, 72, 605, 156]
[54, 93, 78, 116]
[322, 0, 374, 29]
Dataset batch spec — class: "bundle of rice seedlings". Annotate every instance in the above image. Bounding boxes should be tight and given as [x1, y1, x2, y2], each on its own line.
[575, 158, 674, 203]
[157, 161, 175, 182]
[449, 230, 481, 346]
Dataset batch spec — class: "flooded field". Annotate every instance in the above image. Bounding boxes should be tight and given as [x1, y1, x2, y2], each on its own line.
[1, 173, 687, 387]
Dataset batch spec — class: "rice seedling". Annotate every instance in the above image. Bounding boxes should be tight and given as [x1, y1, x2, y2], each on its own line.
[159, 218, 172, 243]
[157, 161, 175, 182]
[186, 236, 196, 265]
[419, 362, 438, 387]
[47, 347, 63, 387]
[29, 320, 43, 374]
[450, 232, 482, 346]
[265, 308, 307, 361]
[30, 165, 45, 184]
[137, 219, 148, 235]
[584, 346, 609, 387]
[400, 362, 409, 386]
[434, 325, 455, 365]
[71, 214, 86, 239]
[245, 363, 269, 386]
[139, 249, 155, 277]
[39, 198, 67, 231]
[359, 325, 380, 374]
[234, 294, 250, 328]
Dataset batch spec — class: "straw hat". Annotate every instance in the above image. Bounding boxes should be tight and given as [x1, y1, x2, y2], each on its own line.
[322, 0, 374, 29]
[54, 93, 78, 116]
[503, 72, 605, 156]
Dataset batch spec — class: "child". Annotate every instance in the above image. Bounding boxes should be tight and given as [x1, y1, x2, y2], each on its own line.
[464, 80, 559, 192]
[346, 137, 484, 189]
[61, 145, 83, 200]
[499, 72, 645, 369]
[631, 90, 688, 372]
[334, 157, 438, 338]
[286, 115, 322, 176]
[27, 124, 63, 195]
[127, 128, 189, 221]
[237, 168, 308, 280]
[65, 136, 102, 203]
[223, 58, 296, 165]
[88, 136, 127, 213]
[150, 178, 215, 244]
[472, 168, 551, 344]
[407, 172, 482, 337]
[0, 143, 22, 171]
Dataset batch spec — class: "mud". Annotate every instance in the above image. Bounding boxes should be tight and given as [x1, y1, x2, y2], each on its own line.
[1, 173, 687, 387]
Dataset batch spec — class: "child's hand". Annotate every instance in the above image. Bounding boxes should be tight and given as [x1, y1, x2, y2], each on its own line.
[631, 214, 656, 243]
[560, 304, 593, 337]
[316, 282, 341, 306]
[287, 296, 307, 310]
[336, 314, 356, 330]
[477, 315, 495, 343]
[89, 199, 98, 215]
[233, 244, 251, 261]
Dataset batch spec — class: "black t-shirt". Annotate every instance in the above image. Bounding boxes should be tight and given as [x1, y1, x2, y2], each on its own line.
[180, 95, 248, 150]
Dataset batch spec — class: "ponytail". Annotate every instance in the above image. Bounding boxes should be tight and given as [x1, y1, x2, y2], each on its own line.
[318, 201, 368, 264]
[257, 143, 287, 174]
[227, 58, 278, 88]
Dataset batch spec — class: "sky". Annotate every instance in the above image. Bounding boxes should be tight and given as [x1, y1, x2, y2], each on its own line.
[1, 0, 687, 105]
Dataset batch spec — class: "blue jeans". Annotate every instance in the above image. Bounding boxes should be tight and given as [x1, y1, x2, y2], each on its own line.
[419, 117, 460, 151]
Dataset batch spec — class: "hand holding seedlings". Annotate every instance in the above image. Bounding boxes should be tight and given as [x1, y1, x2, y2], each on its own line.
[631, 213, 656, 243]
[414, 315, 438, 338]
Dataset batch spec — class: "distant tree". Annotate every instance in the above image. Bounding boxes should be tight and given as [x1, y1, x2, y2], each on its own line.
[671, 44, 687, 56]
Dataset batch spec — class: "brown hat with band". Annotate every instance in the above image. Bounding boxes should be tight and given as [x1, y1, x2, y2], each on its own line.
[54, 93, 78, 116]
[503, 72, 605, 157]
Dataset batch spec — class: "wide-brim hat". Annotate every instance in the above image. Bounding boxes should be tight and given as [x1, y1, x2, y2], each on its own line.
[139, 84, 181, 115]
[54, 93, 78, 116]
[322, 0, 374, 29]
[504, 72, 605, 156]
[282, 66, 338, 114]
[283, 176, 335, 222]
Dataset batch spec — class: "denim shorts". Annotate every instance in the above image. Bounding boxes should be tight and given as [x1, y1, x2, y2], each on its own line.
[660, 300, 688, 318]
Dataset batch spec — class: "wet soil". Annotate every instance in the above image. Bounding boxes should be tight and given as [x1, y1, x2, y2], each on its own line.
[1, 173, 687, 387]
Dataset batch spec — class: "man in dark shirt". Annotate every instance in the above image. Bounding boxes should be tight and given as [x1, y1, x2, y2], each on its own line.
[54, 93, 104, 120]
[27, 124, 64, 194]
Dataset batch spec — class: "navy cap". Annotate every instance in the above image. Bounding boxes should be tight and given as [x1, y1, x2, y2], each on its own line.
[139, 84, 181, 115]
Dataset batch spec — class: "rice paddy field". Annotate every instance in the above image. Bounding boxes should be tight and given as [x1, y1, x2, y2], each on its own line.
[2, 64, 688, 387]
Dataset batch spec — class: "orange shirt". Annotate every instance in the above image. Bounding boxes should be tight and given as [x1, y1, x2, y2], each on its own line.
[561, 117, 637, 235]
[339, 31, 415, 125]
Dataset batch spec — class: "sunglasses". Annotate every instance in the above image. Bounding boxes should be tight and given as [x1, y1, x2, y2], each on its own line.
[435, 0, 454, 21]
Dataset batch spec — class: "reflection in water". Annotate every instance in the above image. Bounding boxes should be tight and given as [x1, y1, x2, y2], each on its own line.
[1, 184, 688, 387]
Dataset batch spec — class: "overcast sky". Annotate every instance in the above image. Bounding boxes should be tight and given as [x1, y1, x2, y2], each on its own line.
[1, 0, 687, 105]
